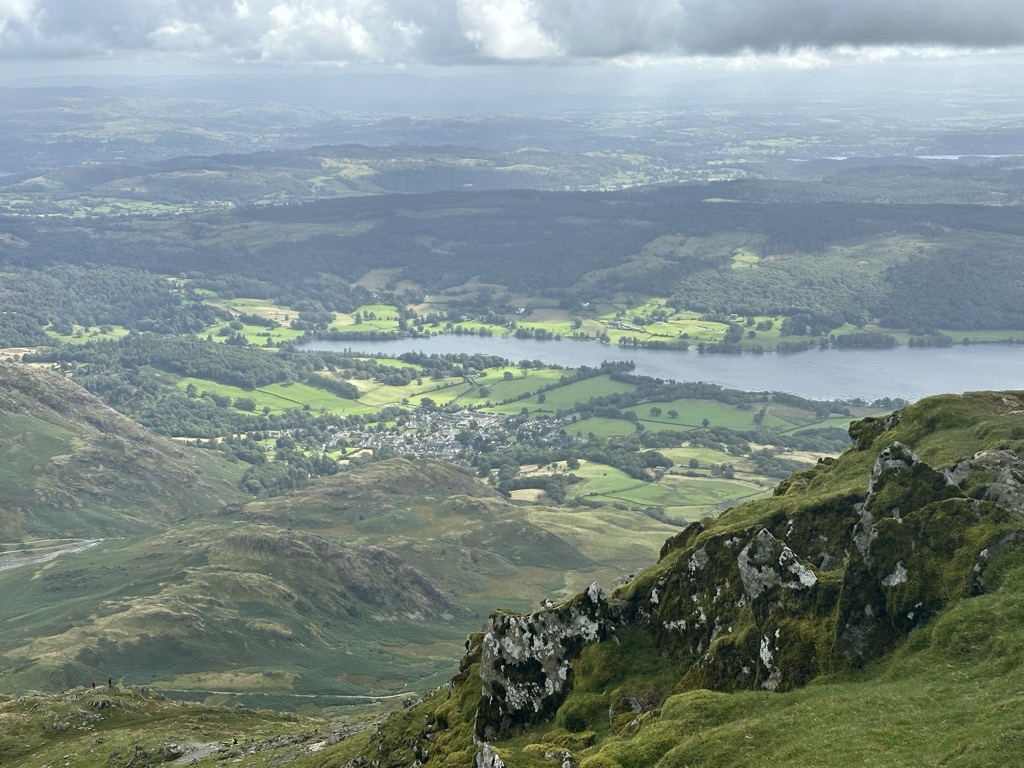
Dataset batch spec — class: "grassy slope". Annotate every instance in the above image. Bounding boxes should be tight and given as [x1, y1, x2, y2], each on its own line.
[4, 394, 1023, 766]
[0, 458, 678, 704]
[0, 686, 325, 768]
[0, 363, 246, 539]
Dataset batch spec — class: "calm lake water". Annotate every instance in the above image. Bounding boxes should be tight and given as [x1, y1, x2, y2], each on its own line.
[300, 337, 1024, 402]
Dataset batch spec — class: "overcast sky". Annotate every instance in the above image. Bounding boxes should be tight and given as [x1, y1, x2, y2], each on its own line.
[2, 0, 1023, 108]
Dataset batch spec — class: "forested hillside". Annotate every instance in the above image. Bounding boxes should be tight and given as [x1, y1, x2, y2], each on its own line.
[4, 180, 1024, 339]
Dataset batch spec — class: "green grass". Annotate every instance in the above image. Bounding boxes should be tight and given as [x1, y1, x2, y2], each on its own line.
[523, 507, 680, 574]
[530, 376, 637, 411]
[570, 417, 640, 438]
[176, 377, 374, 416]
[0, 686, 315, 768]
[467, 368, 567, 405]
[568, 463, 644, 497]
[638, 399, 771, 430]
[568, 460, 765, 517]
[258, 381, 376, 415]
[45, 324, 131, 344]
[659, 446, 743, 467]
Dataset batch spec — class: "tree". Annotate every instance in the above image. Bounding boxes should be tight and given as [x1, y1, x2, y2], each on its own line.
[688, 458, 700, 469]
[649, 406, 662, 417]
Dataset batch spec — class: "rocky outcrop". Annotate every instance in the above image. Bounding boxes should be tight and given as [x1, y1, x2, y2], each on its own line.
[945, 449, 1024, 516]
[475, 583, 608, 741]
[471, 435, 1024, 740]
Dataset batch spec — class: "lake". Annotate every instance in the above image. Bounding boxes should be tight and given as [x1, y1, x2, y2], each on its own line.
[300, 337, 1024, 402]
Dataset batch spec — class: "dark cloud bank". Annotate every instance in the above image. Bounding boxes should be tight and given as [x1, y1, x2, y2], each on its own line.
[2, 0, 1023, 64]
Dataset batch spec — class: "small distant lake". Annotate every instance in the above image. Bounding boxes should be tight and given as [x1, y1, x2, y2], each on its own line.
[299, 337, 1024, 403]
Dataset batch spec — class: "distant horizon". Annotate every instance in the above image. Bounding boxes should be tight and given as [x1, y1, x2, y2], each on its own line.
[2, 52, 1022, 118]
[1, 1, 1022, 115]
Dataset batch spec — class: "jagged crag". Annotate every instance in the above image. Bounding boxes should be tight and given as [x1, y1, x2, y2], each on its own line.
[360, 391, 1024, 767]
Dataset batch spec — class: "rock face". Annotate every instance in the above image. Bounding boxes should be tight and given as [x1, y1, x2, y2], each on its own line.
[476, 583, 608, 741]
[471, 428, 1024, 743]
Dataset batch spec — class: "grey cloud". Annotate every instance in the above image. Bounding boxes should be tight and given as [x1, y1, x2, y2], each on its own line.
[536, 0, 1024, 57]
[669, 0, 1024, 54]
[1, 0, 1022, 62]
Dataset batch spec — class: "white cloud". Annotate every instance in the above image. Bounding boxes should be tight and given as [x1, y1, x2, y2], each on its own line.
[457, 0, 560, 59]
[0, 0, 35, 21]
[0, 0, 40, 47]
[148, 19, 213, 51]
[251, 1, 427, 62]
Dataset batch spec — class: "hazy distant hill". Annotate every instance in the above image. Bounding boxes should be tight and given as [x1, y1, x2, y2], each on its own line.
[4, 177, 1024, 333]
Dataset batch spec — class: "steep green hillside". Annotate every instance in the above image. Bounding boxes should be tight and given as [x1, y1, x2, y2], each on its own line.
[0, 363, 245, 539]
[327, 390, 1024, 767]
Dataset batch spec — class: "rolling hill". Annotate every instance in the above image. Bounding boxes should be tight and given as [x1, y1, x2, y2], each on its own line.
[0, 362, 246, 539]
[0, 358, 822, 713]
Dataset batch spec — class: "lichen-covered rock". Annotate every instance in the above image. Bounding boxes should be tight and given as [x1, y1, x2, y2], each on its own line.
[737, 528, 818, 601]
[945, 449, 1024, 515]
[863, 442, 960, 520]
[653, 523, 835, 693]
[848, 410, 903, 450]
[475, 583, 609, 741]
[475, 741, 506, 767]
[836, 443, 1018, 664]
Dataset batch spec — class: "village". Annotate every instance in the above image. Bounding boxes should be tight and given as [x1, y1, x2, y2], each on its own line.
[324, 407, 575, 464]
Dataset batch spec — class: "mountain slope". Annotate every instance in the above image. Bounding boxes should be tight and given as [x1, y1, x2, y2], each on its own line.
[338, 390, 1024, 767]
[0, 457, 679, 704]
[0, 362, 246, 539]
[0, 521, 470, 700]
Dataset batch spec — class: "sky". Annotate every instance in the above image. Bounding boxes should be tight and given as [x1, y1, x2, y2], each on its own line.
[1, 0, 1023, 109]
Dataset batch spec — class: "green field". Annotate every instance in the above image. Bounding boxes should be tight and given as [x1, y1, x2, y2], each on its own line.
[570, 416, 639, 438]
[176, 377, 375, 416]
